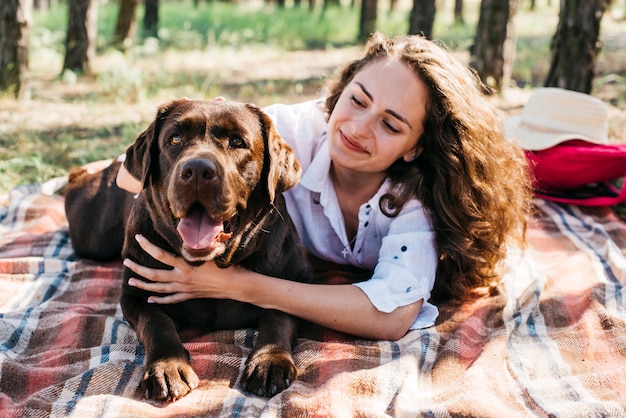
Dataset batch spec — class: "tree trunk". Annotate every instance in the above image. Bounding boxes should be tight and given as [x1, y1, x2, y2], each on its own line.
[63, 0, 97, 75]
[113, 0, 139, 48]
[0, 0, 31, 97]
[322, 0, 340, 14]
[470, 0, 519, 93]
[408, 0, 436, 39]
[454, 0, 464, 24]
[143, 0, 159, 38]
[544, 0, 610, 93]
[359, 0, 377, 41]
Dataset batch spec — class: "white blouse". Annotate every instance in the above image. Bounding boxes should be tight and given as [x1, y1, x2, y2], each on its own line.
[264, 99, 438, 330]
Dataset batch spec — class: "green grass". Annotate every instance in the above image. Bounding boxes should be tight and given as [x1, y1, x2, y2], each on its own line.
[0, 124, 142, 194]
[34, 1, 365, 51]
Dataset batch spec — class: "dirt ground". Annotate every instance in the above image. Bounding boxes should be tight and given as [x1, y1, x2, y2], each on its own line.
[1, 43, 625, 141]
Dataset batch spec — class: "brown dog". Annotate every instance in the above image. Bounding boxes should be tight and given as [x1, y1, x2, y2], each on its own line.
[120, 99, 312, 401]
[64, 160, 135, 261]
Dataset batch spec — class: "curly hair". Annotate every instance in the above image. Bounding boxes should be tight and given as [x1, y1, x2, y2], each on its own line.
[324, 32, 533, 304]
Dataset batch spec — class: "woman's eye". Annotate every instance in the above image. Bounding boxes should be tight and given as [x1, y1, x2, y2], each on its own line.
[383, 121, 400, 134]
[351, 95, 364, 107]
[170, 134, 183, 145]
[229, 136, 245, 148]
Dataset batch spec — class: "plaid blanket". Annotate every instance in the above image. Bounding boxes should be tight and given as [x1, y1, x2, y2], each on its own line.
[1, 179, 625, 417]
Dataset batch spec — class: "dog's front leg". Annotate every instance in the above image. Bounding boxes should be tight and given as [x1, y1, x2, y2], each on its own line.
[122, 297, 199, 401]
[241, 310, 298, 397]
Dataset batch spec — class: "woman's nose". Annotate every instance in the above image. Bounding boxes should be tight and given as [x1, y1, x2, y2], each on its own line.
[352, 112, 374, 138]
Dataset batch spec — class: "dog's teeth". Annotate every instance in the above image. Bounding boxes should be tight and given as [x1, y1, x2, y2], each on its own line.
[285, 379, 290, 387]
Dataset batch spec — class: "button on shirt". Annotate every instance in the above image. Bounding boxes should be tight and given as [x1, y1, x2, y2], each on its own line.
[263, 99, 438, 330]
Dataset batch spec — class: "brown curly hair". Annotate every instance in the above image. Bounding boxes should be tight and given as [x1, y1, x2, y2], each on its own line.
[324, 32, 533, 304]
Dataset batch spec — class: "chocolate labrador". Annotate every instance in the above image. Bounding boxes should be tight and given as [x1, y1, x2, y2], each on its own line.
[64, 159, 135, 261]
[120, 99, 312, 401]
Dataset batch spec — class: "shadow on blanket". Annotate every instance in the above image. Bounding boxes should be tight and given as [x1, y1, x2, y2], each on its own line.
[0, 179, 625, 416]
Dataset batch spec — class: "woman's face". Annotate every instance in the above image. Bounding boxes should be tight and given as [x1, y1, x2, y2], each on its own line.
[327, 58, 428, 174]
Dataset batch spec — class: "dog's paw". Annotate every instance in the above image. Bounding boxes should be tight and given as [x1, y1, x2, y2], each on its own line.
[241, 344, 297, 397]
[141, 358, 200, 401]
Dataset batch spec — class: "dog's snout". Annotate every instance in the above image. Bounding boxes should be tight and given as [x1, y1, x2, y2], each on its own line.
[180, 159, 217, 184]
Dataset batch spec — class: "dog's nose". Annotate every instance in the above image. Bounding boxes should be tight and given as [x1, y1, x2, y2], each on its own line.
[180, 159, 217, 184]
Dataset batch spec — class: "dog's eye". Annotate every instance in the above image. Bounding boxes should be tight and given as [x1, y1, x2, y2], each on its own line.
[229, 136, 246, 148]
[170, 134, 183, 145]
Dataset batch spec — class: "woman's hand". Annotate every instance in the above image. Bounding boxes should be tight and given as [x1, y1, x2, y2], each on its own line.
[123, 236, 421, 340]
[124, 234, 233, 304]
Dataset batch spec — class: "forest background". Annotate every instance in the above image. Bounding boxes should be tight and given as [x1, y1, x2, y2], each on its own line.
[1, 0, 625, 196]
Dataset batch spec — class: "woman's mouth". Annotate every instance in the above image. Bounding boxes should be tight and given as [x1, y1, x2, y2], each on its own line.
[340, 130, 369, 154]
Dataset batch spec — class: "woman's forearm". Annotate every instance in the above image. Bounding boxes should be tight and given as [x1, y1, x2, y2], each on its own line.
[124, 234, 422, 340]
[227, 266, 422, 340]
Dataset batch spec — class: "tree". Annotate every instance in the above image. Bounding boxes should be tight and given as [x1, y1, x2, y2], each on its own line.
[454, 0, 464, 24]
[143, 0, 159, 38]
[63, 0, 98, 75]
[408, 0, 436, 39]
[359, 0, 377, 41]
[0, 0, 31, 97]
[113, 0, 140, 49]
[470, 0, 519, 92]
[544, 0, 611, 93]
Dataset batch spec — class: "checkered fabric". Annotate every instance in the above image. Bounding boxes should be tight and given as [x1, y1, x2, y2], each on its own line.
[0, 180, 625, 417]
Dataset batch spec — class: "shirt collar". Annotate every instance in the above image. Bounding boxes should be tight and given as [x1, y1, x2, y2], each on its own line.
[300, 132, 332, 193]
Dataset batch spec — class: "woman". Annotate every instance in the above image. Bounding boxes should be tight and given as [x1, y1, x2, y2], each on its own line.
[118, 32, 532, 340]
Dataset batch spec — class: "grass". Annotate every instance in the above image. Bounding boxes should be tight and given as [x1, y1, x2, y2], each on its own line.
[1, 0, 625, 196]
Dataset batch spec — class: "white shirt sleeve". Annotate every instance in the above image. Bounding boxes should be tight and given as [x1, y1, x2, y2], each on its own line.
[353, 200, 439, 329]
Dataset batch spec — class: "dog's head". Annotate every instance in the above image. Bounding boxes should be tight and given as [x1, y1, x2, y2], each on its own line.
[125, 99, 301, 262]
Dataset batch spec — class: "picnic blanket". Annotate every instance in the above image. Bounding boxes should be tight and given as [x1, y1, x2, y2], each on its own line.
[0, 178, 625, 417]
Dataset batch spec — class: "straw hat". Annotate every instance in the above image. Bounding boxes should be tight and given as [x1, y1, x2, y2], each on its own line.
[504, 87, 609, 150]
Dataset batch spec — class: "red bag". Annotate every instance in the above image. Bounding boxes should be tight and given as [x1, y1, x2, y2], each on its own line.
[525, 140, 626, 206]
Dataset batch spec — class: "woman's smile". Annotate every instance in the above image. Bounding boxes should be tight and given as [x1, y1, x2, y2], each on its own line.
[339, 129, 369, 154]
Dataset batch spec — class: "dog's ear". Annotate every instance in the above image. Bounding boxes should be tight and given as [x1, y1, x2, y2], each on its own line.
[125, 120, 157, 189]
[250, 105, 301, 203]
[125, 100, 182, 189]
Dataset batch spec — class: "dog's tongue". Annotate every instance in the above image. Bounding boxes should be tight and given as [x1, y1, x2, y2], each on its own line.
[177, 206, 223, 250]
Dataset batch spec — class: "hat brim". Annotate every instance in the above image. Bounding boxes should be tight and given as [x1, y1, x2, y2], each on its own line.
[504, 115, 607, 151]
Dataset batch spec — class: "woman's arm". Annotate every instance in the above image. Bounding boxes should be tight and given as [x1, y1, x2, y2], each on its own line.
[116, 159, 142, 194]
[124, 234, 423, 340]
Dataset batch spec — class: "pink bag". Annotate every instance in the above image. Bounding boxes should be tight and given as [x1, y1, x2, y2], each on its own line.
[525, 140, 626, 206]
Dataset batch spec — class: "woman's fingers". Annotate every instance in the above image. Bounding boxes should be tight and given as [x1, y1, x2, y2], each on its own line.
[134, 234, 180, 267]
[123, 257, 168, 283]
[126, 277, 194, 303]
[128, 277, 176, 293]
[122, 234, 199, 303]
[147, 293, 193, 304]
